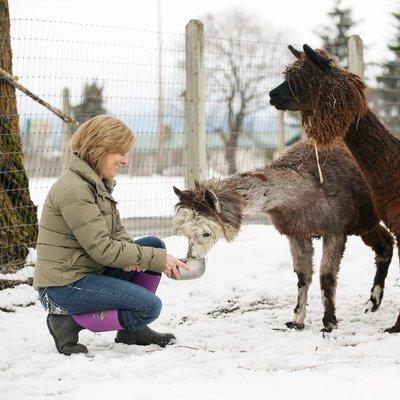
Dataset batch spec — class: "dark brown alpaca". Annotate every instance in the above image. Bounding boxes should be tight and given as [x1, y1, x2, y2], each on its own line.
[173, 141, 393, 332]
[269, 44, 400, 333]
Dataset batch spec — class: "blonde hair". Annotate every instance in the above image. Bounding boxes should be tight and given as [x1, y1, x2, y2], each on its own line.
[70, 115, 135, 176]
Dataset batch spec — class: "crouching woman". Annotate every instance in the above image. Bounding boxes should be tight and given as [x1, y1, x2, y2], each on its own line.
[33, 115, 188, 355]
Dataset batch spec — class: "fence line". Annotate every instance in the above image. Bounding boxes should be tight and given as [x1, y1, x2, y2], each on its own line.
[348, 35, 364, 78]
[1, 19, 399, 282]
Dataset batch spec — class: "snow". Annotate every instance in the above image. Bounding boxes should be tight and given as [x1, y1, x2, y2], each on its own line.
[1, 225, 400, 399]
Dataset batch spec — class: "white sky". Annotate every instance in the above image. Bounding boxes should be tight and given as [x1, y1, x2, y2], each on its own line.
[7, 0, 398, 136]
[9, 0, 398, 61]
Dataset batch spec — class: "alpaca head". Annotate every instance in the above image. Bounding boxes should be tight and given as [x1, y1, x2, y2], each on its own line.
[172, 182, 241, 258]
[269, 44, 367, 146]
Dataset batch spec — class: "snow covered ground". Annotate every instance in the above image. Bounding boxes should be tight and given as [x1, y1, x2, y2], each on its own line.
[1, 225, 400, 400]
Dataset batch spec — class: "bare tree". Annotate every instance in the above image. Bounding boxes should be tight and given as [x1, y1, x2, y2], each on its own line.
[204, 9, 284, 174]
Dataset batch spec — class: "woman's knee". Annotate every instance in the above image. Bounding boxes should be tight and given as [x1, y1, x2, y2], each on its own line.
[146, 295, 162, 322]
[139, 294, 162, 325]
[121, 295, 162, 329]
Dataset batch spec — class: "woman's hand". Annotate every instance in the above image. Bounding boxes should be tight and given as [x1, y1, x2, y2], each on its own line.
[163, 254, 190, 280]
[123, 264, 141, 272]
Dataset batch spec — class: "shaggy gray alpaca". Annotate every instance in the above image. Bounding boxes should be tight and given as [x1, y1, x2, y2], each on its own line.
[173, 141, 393, 332]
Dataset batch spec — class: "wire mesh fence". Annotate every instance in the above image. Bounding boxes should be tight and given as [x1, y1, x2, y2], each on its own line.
[203, 35, 298, 175]
[1, 18, 399, 283]
[365, 49, 400, 138]
[14, 19, 189, 250]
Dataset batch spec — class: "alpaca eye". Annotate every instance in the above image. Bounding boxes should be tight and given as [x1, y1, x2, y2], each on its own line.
[202, 232, 211, 238]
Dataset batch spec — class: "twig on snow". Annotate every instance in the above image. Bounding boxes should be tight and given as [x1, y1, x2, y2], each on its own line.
[175, 345, 216, 353]
[290, 361, 354, 372]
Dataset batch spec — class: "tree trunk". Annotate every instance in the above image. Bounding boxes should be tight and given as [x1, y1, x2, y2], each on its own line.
[0, 0, 19, 135]
[224, 94, 246, 175]
[225, 132, 239, 175]
[224, 108, 244, 174]
[0, 0, 38, 274]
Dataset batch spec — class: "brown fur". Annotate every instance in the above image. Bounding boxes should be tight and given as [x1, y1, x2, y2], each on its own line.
[269, 44, 400, 332]
[267, 142, 378, 238]
[285, 48, 367, 146]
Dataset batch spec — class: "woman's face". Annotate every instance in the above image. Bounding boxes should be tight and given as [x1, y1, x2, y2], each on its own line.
[101, 152, 129, 179]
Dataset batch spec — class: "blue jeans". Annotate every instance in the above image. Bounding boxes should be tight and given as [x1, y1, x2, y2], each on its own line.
[39, 236, 165, 331]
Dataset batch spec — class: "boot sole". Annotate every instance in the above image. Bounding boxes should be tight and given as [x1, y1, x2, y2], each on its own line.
[115, 337, 176, 347]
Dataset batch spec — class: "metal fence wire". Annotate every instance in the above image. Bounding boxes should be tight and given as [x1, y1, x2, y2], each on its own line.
[0, 18, 399, 282]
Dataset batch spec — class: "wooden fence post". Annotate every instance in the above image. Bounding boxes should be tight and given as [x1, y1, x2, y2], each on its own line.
[185, 19, 206, 188]
[60, 87, 72, 173]
[274, 110, 285, 159]
[348, 35, 364, 78]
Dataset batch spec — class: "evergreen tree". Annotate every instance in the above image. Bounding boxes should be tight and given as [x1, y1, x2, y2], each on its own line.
[376, 10, 400, 136]
[72, 82, 106, 127]
[317, 0, 357, 67]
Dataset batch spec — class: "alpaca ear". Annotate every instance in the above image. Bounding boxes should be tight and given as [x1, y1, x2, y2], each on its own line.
[303, 44, 330, 72]
[204, 189, 221, 213]
[194, 180, 201, 190]
[288, 45, 302, 59]
[173, 186, 183, 198]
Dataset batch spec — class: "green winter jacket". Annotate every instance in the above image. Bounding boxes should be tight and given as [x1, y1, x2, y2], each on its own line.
[33, 153, 166, 290]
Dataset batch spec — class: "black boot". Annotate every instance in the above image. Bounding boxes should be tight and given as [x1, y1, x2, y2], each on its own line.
[115, 326, 176, 347]
[46, 314, 88, 355]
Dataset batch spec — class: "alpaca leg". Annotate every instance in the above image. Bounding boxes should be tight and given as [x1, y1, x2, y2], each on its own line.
[286, 237, 313, 330]
[320, 234, 346, 332]
[361, 226, 393, 312]
[384, 234, 400, 333]
[385, 313, 400, 333]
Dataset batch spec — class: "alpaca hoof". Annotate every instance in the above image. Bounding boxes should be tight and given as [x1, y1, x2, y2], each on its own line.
[321, 322, 337, 333]
[384, 325, 400, 334]
[285, 321, 305, 330]
[365, 298, 380, 313]
[365, 286, 383, 313]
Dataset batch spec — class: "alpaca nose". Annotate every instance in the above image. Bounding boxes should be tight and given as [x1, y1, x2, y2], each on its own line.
[269, 81, 288, 106]
[269, 88, 281, 105]
[186, 243, 193, 259]
[269, 87, 278, 98]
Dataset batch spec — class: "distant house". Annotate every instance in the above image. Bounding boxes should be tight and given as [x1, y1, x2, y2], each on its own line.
[22, 118, 54, 157]
[22, 117, 65, 176]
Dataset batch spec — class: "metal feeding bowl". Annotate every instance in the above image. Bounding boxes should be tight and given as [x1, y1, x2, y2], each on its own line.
[171, 258, 206, 280]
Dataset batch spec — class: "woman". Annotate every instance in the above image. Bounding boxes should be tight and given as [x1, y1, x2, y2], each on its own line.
[33, 115, 189, 356]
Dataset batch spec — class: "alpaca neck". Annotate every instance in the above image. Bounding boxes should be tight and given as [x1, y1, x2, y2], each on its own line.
[225, 169, 276, 215]
[203, 177, 245, 238]
[203, 174, 270, 240]
[345, 108, 400, 191]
